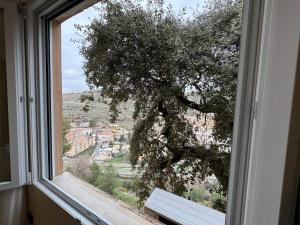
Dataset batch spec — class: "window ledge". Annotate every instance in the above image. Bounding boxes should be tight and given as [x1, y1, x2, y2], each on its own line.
[52, 172, 162, 225]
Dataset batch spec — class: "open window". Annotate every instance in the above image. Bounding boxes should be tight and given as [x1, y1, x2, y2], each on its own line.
[31, 0, 263, 224]
[0, 0, 27, 191]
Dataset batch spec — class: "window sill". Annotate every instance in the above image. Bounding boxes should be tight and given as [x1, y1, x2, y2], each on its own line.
[52, 172, 161, 225]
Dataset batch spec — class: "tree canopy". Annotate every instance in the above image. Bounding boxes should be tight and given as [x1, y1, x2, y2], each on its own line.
[77, 0, 242, 211]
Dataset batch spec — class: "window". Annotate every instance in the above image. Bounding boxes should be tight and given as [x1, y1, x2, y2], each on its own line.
[33, 0, 263, 224]
[0, 0, 26, 191]
[0, 8, 11, 183]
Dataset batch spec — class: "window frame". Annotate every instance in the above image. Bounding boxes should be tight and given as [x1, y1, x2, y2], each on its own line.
[28, 0, 266, 224]
[225, 0, 266, 224]
[0, 0, 27, 191]
[29, 1, 114, 224]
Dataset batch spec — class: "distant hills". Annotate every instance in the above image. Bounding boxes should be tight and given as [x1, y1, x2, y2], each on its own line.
[63, 92, 135, 130]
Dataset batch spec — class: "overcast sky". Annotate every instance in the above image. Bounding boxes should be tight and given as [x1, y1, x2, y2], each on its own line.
[61, 0, 205, 93]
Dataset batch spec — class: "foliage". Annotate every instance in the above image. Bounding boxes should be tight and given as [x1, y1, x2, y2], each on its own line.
[211, 191, 227, 212]
[95, 164, 122, 195]
[87, 163, 139, 206]
[62, 116, 71, 154]
[113, 187, 139, 207]
[190, 187, 204, 203]
[88, 163, 101, 184]
[123, 178, 139, 193]
[77, 0, 242, 212]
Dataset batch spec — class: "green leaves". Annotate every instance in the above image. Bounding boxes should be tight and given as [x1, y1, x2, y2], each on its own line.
[77, 0, 242, 211]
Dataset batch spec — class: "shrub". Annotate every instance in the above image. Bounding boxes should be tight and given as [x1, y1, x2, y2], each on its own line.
[95, 164, 122, 195]
[211, 191, 227, 212]
[88, 163, 101, 185]
[190, 187, 204, 203]
[113, 187, 139, 207]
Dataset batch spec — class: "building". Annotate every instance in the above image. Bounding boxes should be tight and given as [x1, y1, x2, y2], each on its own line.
[93, 148, 113, 161]
[65, 128, 96, 157]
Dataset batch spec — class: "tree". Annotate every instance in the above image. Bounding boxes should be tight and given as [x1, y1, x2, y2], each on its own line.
[77, 0, 242, 211]
[89, 118, 97, 134]
[95, 164, 122, 195]
[62, 117, 72, 154]
[88, 162, 101, 185]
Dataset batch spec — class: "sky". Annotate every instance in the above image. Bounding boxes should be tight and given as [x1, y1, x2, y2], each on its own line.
[61, 0, 205, 93]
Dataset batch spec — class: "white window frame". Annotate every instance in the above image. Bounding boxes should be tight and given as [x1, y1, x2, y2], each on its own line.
[0, 0, 27, 191]
[26, 0, 267, 224]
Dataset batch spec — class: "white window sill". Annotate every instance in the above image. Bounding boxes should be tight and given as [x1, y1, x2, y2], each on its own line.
[52, 172, 161, 225]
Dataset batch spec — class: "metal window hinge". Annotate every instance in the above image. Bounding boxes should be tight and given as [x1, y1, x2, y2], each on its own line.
[17, 3, 27, 19]
[20, 96, 34, 103]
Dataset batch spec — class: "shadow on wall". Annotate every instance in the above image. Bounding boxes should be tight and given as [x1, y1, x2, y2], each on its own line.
[26, 186, 82, 225]
[0, 187, 26, 225]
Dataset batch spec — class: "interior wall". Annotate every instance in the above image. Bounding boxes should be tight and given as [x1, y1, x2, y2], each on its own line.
[278, 41, 300, 225]
[0, 187, 26, 225]
[26, 186, 81, 225]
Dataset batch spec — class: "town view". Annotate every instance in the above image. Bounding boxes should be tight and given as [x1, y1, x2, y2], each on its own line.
[62, 91, 219, 209]
[58, 0, 242, 223]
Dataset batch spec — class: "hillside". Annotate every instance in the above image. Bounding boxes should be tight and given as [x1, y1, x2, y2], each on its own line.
[63, 92, 135, 130]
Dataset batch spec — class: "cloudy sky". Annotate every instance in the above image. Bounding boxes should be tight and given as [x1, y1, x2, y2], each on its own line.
[61, 0, 205, 93]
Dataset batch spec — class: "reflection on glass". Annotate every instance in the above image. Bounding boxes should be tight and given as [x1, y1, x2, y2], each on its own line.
[0, 8, 11, 182]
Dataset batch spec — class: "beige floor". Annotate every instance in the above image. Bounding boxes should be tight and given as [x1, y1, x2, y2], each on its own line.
[53, 172, 161, 225]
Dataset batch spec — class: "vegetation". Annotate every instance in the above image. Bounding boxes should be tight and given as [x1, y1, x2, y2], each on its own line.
[88, 164, 120, 195]
[113, 187, 139, 207]
[108, 154, 128, 163]
[77, 0, 242, 212]
[190, 187, 204, 203]
[70, 161, 219, 209]
[62, 117, 71, 154]
[63, 92, 135, 130]
[86, 163, 138, 206]
[89, 118, 97, 128]
[211, 190, 227, 211]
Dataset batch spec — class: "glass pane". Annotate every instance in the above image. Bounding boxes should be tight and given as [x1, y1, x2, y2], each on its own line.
[51, 0, 244, 224]
[0, 8, 11, 182]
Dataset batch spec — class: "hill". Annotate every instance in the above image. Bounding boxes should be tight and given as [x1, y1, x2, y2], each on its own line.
[63, 92, 135, 130]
